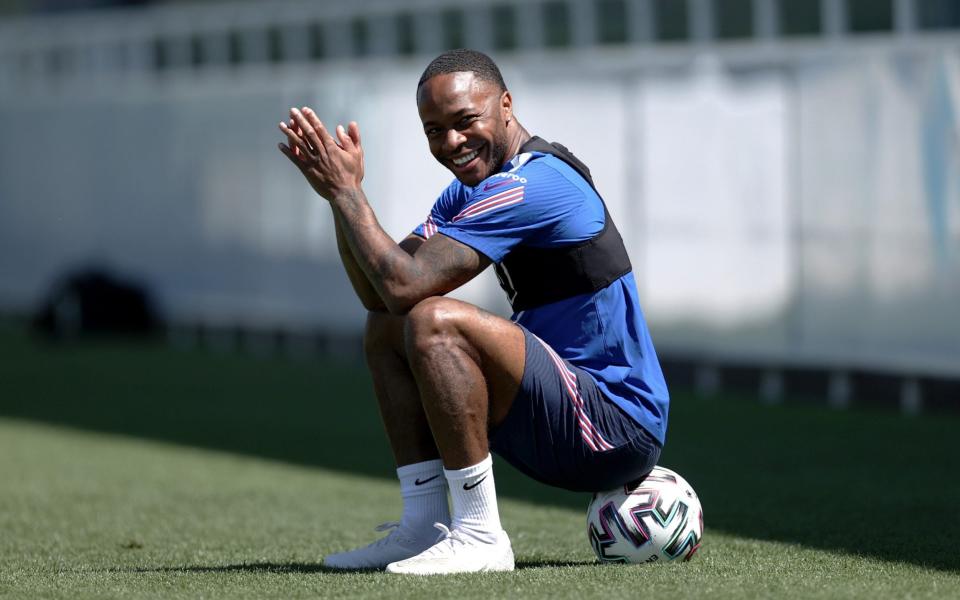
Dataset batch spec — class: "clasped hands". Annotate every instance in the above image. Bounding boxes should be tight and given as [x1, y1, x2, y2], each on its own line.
[278, 107, 364, 202]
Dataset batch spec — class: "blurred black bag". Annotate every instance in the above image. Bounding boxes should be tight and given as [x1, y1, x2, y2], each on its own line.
[32, 268, 162, 339]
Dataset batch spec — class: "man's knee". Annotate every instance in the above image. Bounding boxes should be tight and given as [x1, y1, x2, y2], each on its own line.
[404, 297, 466, 359]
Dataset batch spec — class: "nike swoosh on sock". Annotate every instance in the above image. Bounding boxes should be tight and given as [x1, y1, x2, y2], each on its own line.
[463, 474, 488, 491]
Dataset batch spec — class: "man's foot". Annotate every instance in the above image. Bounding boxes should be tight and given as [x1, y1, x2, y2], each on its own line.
[323, 522, 435, 570]
[385, 524, 514, 575]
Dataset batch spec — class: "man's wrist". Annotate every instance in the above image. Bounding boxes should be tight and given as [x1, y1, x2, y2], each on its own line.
[331, 187, 363, 202]
[330, 187, 366, 213]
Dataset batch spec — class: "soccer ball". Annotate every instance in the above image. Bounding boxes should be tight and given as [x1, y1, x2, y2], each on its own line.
[586, 466, 703, 564]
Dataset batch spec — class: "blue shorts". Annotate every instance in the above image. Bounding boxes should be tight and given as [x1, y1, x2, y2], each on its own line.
[489, 326, 661, 492]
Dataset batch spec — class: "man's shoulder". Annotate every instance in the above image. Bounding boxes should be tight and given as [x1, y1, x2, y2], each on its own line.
[473, 153, 587, 198]
[514, 152, 596, 193]
[507, 151, 562, 177]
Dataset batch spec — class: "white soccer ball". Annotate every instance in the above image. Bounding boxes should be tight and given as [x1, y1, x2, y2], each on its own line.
[586, 466, 704, 564]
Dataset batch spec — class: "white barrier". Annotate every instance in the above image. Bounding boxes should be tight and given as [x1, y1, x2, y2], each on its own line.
[0, 30, 958, 375]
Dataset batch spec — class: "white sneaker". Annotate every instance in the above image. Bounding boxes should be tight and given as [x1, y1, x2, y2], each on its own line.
[323, 522, 434, 570]
[385, 523, 515, 575]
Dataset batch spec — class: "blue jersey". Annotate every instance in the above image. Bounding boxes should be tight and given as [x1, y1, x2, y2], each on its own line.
[413, 151, 669, 445]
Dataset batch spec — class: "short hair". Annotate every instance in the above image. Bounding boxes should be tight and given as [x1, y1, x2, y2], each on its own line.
[417, 49, 507, 92]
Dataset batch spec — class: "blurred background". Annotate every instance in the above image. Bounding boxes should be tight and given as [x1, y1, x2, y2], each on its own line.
[0, 0, 958, 411]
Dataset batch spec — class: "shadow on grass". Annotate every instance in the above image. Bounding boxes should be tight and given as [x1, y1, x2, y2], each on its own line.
[128, 563, 329, 574]
[515, 560, 596, 569]
[1, 327, 958, 573]
[121, 558, 595, 575]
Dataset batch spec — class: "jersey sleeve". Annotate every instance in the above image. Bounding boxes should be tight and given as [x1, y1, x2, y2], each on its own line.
[411, 180, 467, 240]
[436, 161, 593, 262]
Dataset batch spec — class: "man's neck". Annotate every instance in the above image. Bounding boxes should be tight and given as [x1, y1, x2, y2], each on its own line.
[506, 124, 532, 164]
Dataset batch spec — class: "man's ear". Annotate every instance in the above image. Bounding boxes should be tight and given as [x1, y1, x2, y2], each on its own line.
[500, 90, 513, 125]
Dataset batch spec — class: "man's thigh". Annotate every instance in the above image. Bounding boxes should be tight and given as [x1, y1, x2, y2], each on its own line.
[404, 296, 527, 426]
[489, 327, 661, 492]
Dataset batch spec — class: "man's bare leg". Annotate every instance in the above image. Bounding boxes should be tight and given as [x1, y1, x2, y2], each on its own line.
[363, 310, 439, 466]
[402, 296, 525, 468]
[338, 297, 524, 573]
[387, 296, 525, 574]
[364, 311, 452, 541]
[323, 310, 450, 570]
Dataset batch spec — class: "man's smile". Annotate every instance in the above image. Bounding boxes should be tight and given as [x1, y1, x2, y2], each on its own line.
[448, 143, 488, 180]
[451, 149, 478, 166]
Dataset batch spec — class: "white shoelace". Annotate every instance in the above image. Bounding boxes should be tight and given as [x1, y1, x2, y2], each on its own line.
[375, 521, 400, 533]
[423, 522, 471, 555]
[369, 521, 403, 547]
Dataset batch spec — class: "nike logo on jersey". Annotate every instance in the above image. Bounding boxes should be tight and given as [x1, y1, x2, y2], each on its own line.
[414, 475, 440, 486]
[463, 474, 488, 490]
[482, 179, 515, 192]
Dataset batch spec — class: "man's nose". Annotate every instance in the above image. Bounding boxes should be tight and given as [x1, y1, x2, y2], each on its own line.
[443, 128, 467, 153]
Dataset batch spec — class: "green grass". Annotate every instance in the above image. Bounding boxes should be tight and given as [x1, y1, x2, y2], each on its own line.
[1, 323, 958, 598]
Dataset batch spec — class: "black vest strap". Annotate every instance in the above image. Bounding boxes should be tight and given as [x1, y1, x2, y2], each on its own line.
[493, 137, 633, 312]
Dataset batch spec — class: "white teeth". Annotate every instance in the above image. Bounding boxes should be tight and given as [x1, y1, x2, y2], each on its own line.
[452, 150, 478, 166]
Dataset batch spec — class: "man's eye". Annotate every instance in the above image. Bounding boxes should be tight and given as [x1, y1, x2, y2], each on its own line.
[458, 116, 477, 128]
[425, 128, 441, 137]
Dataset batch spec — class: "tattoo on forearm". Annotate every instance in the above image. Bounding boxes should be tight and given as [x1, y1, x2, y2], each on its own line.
[377, 250, 400, 281]
[333, 190, 421, 297]
[332, 189, 485, 306]
[335, 189, 366, 218]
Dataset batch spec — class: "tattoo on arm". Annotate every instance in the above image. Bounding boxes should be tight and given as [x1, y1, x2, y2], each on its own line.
[409, 236, 484, 287]
[333, 211, 387, 311]
[334, 189, 366, 218]
[330, 189, 489, 313]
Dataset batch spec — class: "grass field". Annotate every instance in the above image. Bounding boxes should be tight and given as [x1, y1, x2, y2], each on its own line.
[1, 323, 958, 599]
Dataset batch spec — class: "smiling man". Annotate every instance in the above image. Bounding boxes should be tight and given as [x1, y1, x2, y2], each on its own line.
[277, 49, 669, 575]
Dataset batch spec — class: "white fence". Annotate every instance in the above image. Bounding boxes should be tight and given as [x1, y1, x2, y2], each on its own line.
[0, 1, 958, 378]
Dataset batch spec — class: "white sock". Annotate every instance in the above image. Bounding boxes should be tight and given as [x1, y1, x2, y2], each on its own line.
[397, 459, 450, 540]
[444, 454, 502, 544]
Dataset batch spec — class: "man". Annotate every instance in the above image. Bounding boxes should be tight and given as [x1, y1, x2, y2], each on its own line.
[277, 49, 669, 575]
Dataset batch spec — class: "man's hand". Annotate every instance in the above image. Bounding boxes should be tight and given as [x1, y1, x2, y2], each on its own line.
[277, 106, 489, 314]
[278, 107, 364, 201]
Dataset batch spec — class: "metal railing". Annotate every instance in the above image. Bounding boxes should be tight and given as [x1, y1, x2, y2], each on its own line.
[0, 0, 957, 89]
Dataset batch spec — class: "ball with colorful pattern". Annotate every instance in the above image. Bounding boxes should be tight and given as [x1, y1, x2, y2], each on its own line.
[586, 466, 704, 564]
